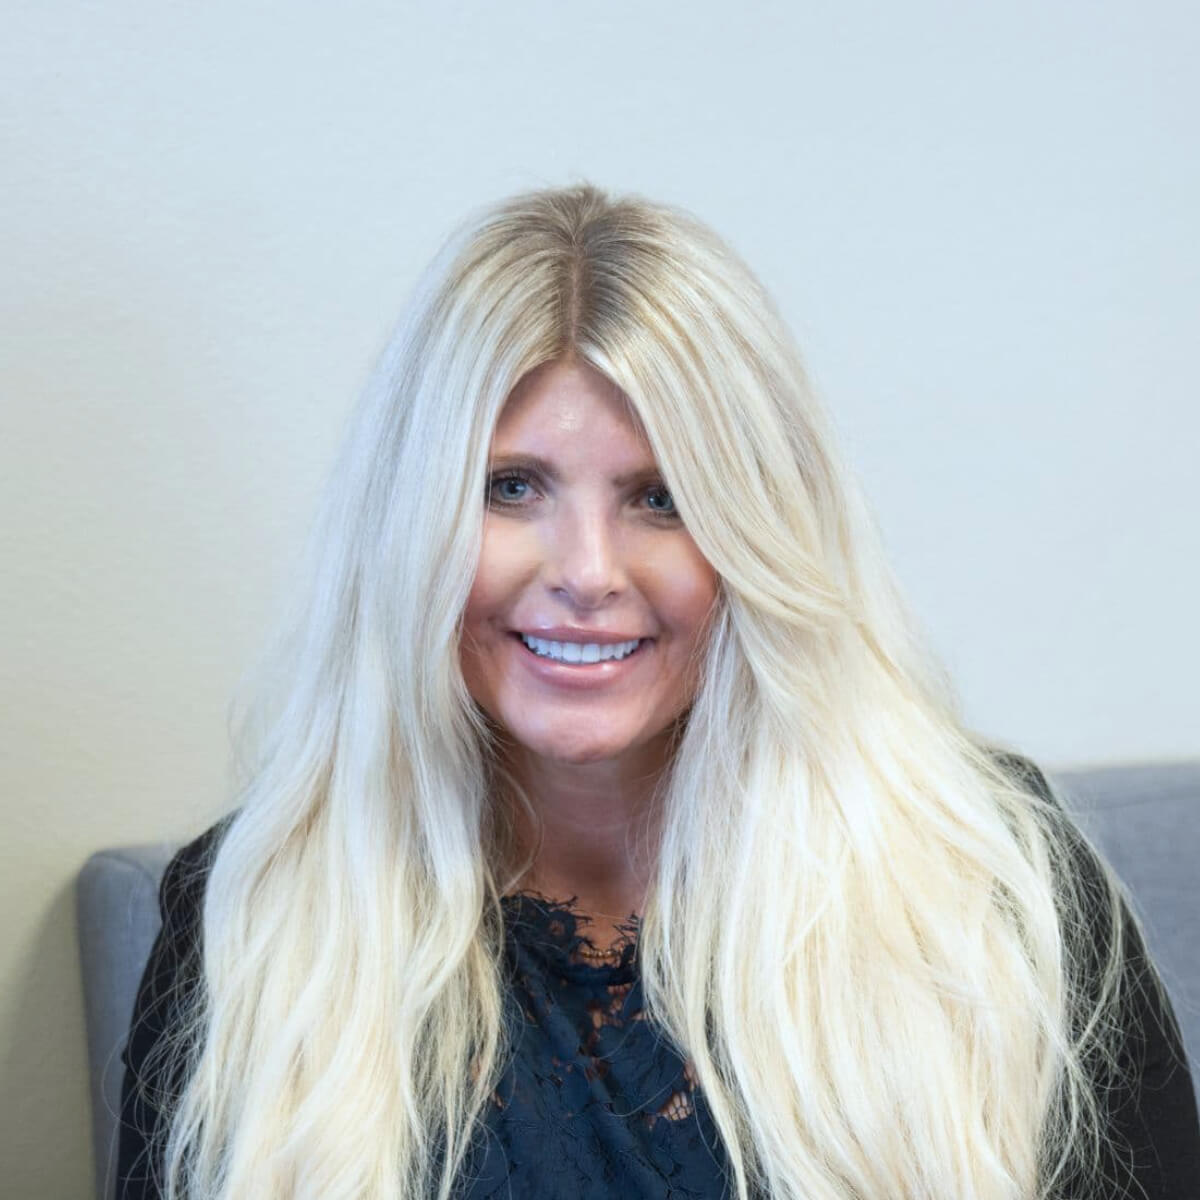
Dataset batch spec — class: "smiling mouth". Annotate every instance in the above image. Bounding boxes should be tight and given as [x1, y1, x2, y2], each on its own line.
[509, 632, 651, 665]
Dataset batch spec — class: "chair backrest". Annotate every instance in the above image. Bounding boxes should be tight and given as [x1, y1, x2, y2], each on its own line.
[77, 842, 177, 1200]
[76, 762, 1200, 1200]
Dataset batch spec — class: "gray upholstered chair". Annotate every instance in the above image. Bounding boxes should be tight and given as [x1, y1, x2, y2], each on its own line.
[76, 762, 1200, 1200]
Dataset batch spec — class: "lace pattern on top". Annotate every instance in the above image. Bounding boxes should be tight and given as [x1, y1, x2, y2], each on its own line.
[497, 891, 698, 1127]
[448, 893, 730, 1199]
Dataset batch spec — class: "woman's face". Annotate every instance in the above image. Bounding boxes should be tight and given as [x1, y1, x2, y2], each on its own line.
[460, 359, 720, 769]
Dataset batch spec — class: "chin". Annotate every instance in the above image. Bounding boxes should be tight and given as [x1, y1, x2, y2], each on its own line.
[533, 739, 633, 765]
[511, 725, 641, 765]
[550, 744, 633, 766]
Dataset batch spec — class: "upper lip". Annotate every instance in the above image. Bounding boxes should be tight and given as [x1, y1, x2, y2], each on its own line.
[514, 626, 649, 645]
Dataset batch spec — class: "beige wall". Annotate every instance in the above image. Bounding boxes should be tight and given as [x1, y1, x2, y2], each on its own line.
[4, 1, 1197, 1194]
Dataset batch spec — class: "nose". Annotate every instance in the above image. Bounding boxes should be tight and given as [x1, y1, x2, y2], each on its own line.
[542, 503, 628, 608]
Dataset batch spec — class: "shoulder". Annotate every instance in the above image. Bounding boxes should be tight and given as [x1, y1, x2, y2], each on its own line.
[160, 812, 237, 899]
[121, 814, 237, 1068]
[982, 750, 1127, 987]
[150, 811, 238, 963]
[984, 749, 1098, 874]
[986, 747, 1055, 802]
[985, 753, 1200, 1179]
[987, 756, 1193, 1082]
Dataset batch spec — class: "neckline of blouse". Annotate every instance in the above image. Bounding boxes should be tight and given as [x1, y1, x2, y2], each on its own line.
[499, 891, 642, 977]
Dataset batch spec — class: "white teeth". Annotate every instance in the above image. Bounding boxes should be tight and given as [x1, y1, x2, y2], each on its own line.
[519, 635, 641, 663]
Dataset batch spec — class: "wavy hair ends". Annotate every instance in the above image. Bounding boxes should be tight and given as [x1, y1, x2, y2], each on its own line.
[147, 181, 1165, 1199]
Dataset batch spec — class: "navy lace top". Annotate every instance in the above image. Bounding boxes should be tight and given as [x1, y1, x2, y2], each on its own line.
[450, 890, 727, 1198]
[117, 806, 1200, 1199]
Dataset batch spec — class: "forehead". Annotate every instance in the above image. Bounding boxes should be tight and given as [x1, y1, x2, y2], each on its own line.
[493, 360, 649, 446]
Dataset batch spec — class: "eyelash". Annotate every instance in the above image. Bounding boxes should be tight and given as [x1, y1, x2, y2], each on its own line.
[486, 470, 681, 522]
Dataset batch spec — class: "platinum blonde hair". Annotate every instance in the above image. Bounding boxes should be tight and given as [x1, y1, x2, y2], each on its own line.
[142, 183, 1175, 1198]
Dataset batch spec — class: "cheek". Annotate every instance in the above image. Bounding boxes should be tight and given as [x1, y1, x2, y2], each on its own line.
[463, 526, 511, 624]
[656, 547, 720, 636]
[460, 527, 532, 673]
[459, 576, 498, 705]
[462, 576, 492, 629]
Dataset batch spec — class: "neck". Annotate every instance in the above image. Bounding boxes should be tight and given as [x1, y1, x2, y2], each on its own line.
[493, 737, 671, 919]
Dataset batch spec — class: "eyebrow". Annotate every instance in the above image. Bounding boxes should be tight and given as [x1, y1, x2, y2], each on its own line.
[488, 453, 663, 488]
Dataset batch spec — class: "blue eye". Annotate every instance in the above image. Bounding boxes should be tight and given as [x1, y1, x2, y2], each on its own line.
[645, 485, 677, 516]
[489, 472, 532, 502]
[486, 471, 680, 522]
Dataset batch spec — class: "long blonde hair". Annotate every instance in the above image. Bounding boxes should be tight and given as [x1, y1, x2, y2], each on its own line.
[143, 182, 1175, 1198]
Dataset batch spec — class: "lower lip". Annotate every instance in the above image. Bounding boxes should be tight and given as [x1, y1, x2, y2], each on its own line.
[510, 633, 653, 689]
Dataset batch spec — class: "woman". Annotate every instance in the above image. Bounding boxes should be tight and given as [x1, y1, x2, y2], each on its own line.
[117, 183, 1199, 1199]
